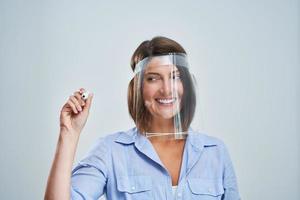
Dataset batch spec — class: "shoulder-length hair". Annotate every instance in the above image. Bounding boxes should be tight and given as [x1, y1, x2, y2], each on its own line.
[128, 36, 196, 133]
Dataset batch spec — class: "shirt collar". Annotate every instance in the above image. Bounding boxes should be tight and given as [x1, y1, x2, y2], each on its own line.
[114, 127, 137, 144]
[114, 127, 218, 148]
[187, 128, 218, 149]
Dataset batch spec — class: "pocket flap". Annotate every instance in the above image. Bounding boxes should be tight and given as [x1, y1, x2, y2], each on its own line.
[187, 178, 224, 196]
[117, 175, 152, 193]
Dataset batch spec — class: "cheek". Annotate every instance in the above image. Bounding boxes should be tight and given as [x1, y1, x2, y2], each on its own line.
[142, 85, 156, 100]
[177, 83, 184, 98]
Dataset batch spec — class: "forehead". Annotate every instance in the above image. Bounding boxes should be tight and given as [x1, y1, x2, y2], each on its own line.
[145, 57, 179, 73]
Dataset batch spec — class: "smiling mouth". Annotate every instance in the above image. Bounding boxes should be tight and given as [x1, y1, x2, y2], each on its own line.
[155, 98, 177, 105]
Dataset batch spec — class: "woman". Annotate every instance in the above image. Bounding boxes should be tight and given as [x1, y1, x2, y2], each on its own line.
[45, 36, 240, 200]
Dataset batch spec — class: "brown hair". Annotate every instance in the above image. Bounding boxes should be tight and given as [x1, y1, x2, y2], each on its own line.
[128, 36, 196, 133]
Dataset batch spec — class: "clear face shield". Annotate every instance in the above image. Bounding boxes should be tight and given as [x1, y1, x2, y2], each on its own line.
[132, 53, 196, 140]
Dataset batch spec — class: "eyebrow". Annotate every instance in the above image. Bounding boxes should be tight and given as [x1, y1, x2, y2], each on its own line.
[145, 70, 180, 76]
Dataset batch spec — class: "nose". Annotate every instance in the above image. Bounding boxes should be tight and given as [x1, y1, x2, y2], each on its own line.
[160, 79, 173, 96]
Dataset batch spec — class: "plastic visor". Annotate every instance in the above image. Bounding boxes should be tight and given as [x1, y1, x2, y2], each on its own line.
[131, 53, 196, 140]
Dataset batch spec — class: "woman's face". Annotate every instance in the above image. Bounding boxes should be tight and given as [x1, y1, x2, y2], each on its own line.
[142, 58, 184, 120]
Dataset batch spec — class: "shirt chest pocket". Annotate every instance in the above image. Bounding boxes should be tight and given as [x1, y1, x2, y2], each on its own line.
[117, 175, 153, 199]
[187, 178, 224, 200]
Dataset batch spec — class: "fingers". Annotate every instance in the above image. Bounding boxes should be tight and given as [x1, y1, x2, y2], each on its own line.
[82, 92, 93, 112]
[65, 88, 93, 115]
[69, 95, 83, 112]
[67, 99, 79, 114]
[78, 88, 86, 95]
[73, 91, 86, 106]
[83, 93, 93, 112]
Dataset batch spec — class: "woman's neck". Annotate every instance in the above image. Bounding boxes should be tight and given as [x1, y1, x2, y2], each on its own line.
[148, 117, 175, 133]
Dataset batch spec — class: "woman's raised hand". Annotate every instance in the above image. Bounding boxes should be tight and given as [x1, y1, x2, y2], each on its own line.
[59, 88, 93, 135]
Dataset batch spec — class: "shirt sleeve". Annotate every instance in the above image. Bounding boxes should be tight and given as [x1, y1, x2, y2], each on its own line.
[221, 142, 241, 200]
[71, 138, 109, 200]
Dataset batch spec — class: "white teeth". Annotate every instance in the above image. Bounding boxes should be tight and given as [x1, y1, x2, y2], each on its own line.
[157, 98, 175, 104]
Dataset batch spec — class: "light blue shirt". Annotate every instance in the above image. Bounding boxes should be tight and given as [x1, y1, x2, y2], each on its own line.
[71, 127, 240, 200]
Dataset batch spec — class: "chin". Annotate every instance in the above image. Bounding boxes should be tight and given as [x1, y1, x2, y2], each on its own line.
[157, 111, 179, 120]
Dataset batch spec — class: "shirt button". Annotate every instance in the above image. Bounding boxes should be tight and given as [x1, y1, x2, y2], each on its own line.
[177, 193, 182, 197]
[208, 188, 213, 193]
[131, 186, 135, 190]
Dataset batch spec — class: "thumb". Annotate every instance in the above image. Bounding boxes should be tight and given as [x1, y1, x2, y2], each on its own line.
[83, 93, 94, 112]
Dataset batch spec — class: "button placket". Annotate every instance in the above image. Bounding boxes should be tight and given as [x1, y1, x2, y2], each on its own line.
[176, 177, 186, 200]
[177, 192, 182, 198]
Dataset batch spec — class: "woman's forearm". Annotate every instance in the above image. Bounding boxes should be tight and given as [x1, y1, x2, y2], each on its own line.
[44, 130, 80, 200]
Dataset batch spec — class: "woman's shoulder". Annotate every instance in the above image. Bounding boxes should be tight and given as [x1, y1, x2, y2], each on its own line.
[188, 129, 227, 149]
[82, 128, 137, 158]
[91, 127, 137, 146]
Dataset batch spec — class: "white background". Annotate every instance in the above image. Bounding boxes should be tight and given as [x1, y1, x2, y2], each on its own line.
[0, 0, 299, 199]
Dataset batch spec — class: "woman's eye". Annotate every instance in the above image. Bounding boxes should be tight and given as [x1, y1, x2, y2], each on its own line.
[172, 74, 181, 80]
[147, 76, 159, 81]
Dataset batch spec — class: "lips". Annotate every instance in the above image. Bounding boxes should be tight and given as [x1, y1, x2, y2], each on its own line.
[155, 98, 176, 105]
